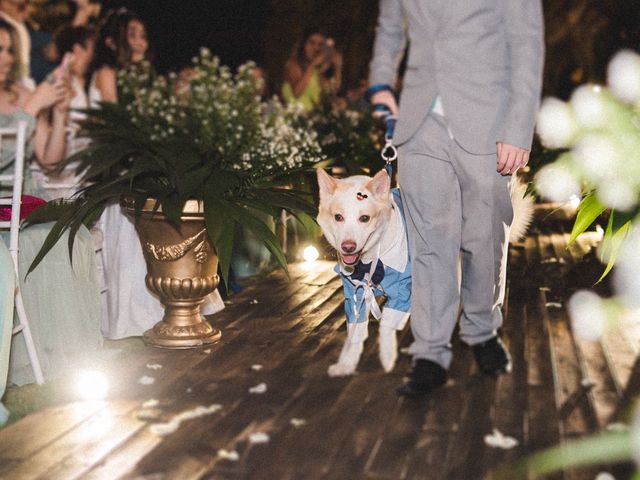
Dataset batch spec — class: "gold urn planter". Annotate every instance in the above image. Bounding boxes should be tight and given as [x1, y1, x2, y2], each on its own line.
[122, 197, 222, 349]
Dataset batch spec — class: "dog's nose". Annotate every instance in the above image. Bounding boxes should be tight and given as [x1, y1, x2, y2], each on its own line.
[341, 240, 357, 253]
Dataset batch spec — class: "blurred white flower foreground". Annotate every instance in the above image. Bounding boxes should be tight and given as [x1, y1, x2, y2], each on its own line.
[534, 50, 640, 344]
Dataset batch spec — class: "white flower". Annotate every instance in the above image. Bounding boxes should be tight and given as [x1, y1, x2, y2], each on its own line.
[572, 134, 622, 182]
[536, 97, 579, 148]
[568, 290, 608, 341]
[597, 179, 637, 211]
[535, 163, 581, 202]
[614, 227, 640, 308]
[571, 84, 607, 129]
[607, 50, 640, 104]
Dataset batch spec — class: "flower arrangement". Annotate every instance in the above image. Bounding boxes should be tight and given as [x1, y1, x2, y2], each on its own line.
[28, 49, 326, 282]
[527, 49, 640, 477]
[309, 94, 386, 175]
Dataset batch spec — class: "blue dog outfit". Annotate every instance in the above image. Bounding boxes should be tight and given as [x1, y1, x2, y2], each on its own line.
[335, 188, 411, 343]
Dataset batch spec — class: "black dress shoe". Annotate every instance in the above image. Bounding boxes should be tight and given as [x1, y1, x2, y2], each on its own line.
[398, 359, 447, 397]
[472, 336, 512, 375]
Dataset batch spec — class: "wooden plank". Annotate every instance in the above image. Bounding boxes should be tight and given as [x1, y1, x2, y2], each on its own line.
[573, 339, 620, 428]
[0, 401, 106, 462]
[377, 343, 473, 479]
[544, 300, 598, 436]
[483, 282, 528, 478]
[5, 262, 339, 480]
[120, 285, 347, 478]
[1, 401, 140, 480]
[525, 288, 563, 480]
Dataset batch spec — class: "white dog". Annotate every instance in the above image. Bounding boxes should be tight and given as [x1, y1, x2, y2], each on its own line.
[316, 168, 533, 377]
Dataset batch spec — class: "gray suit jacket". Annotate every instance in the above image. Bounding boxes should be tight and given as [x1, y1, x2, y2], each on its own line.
[369, 0, 545, 154]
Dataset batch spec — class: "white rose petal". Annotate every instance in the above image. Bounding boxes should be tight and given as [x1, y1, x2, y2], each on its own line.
[249, 383, 267, 394]
[536, 97, 578, 148]
[607, 50, 640, 104]
[249, 432, 270, 444]
[483, 429, 519, 449]
[568, 290, 608, 341]
[138, 376, 155, 385]
[290, 418, 307, 428]
[217, 449, 240, 461]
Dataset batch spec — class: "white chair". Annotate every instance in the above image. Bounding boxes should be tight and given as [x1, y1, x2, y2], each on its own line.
[0, 121, 44, 385]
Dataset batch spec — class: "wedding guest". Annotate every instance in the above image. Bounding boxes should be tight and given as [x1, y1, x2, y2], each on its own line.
[90, 7, 150, 103]
[282, 27, 342, 111]
[29, 0, 101, 84]
[30, 24, 96, 199]
[89, 9, 225, 339]
[0, 0, 33, 88]
[0, 18, 102, 385]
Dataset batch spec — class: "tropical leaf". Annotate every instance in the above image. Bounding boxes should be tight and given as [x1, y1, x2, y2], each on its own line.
[598, 209, 633, 282]
[502, 430, 633, 479]
[203, 195, 235, 288]
[569, 193, 606, 244]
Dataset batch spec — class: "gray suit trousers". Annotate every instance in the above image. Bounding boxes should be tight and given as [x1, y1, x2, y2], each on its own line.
[398, 113, 513, 369]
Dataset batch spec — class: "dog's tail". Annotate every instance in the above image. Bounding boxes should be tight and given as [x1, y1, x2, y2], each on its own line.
[509, 175, 535, 242]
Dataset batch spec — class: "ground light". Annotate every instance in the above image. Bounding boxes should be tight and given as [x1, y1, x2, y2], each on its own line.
[302, 245, 320, 263]
[76, 370, 109, 401]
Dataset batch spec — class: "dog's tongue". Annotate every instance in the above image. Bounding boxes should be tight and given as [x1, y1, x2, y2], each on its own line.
[342, 254, 359, 265]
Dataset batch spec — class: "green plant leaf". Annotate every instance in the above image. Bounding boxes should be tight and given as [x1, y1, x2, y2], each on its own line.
[518, 431, 633, 479]
[202, 196, 235, 288]
[569, 193, 606, 244]
[598, 210, 632, 282]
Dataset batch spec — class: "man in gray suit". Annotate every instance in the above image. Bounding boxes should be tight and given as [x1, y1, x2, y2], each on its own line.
[368, 0, 545, 396]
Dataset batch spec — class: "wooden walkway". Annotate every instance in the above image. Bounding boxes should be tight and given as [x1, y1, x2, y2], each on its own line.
[0, 206, 638, 480]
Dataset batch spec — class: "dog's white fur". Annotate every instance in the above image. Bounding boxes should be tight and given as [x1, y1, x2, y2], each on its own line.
[317, 168, 533, 376]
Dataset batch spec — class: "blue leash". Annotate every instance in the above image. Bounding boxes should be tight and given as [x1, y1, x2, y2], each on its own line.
[372, 103, 398, 178]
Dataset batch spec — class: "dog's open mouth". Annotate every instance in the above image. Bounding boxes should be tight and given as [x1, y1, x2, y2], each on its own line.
[340, 253, 360, 266]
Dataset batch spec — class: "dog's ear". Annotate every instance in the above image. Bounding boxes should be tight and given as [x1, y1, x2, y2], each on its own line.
[317, 168, 338, 202]
[365, 169, 391, 200]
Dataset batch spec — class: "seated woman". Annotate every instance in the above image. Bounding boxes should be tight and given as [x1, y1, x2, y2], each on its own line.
[29, 24, 96, 200]
[282, 28, 342, 111]
[0, 18, 102, 385]
[90, 9, 224, 339]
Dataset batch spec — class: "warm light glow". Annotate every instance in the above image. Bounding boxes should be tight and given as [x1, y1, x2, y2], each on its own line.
[76, 370, 109, 400]
[595, 224, 605, 240]
[302, 245, 320, 263]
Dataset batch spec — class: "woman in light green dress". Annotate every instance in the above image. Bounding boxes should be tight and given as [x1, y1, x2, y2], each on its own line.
[282, 28, 342, 111]
[0, 19, 102, 388]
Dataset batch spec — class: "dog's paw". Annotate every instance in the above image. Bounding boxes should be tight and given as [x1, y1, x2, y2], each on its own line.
[379, 327, 398, 373]
[327, 362, 357, 377]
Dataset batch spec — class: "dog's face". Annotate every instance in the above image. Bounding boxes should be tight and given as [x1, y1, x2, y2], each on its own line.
[316, 168, 392, 268]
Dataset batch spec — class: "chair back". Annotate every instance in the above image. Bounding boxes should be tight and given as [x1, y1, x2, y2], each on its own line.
[0, 121, 44, 385]
[0, 121, 29, 272]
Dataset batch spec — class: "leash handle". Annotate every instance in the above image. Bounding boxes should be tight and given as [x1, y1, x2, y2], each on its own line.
[373, 104, 398, 172]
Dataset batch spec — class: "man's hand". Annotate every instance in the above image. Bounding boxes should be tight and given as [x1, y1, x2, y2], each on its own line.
[371, 90, 399, 116]
[496, 142, 530, 176]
